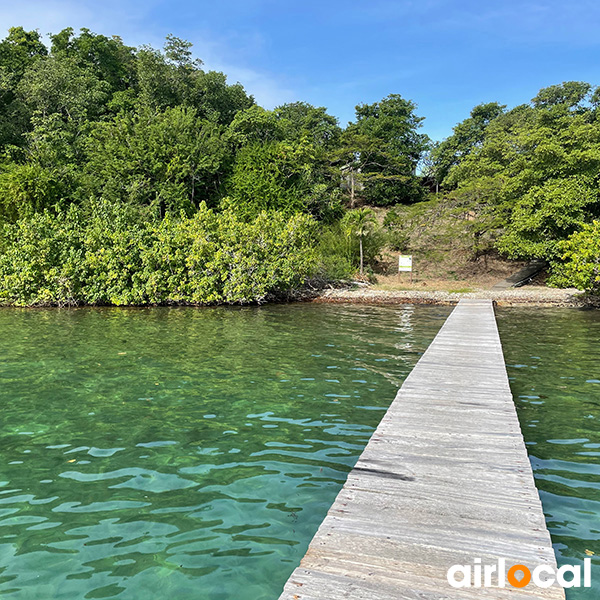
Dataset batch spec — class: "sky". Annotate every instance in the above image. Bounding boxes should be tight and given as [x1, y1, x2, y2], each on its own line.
[1, 0, 599, 141]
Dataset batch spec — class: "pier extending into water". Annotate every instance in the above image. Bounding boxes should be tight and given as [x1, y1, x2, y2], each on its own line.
[278, 299, 565, 599]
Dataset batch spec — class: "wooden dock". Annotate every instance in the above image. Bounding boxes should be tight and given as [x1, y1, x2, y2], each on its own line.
[278, 299, 565, 599]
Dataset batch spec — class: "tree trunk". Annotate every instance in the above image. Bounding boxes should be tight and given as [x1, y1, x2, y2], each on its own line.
[350, 170, 355, 208]
[359, 236, 364, 276]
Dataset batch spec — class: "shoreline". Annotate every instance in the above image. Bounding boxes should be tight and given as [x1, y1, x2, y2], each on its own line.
[311, 286, 593, 308]
[0, 286, 594, 309]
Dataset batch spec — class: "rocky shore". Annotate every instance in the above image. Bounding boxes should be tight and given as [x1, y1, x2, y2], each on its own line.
[313, 286, 594, 308]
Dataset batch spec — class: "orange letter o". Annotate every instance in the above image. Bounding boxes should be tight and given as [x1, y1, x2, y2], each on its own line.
[507, 564, 532, 588]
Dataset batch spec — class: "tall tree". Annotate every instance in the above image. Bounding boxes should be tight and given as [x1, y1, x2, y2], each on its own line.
[274, 102, 341, 148]
[432, 101, 506, 186]
[0, 27, 47, 79]
[18, 55, 109, 122]
[83, 106, 229, 217]
[229, 105, 285, 145]
[440, 82, 600, 262]
[135, 36, 253, 124]
[49, 27, 136, 94]
[0, 27, 48, 149]
[337, 94, 428, 206]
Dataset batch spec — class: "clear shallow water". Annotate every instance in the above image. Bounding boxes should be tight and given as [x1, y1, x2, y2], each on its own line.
[0, 304, 449, 600]
[498, 308, 600, 599]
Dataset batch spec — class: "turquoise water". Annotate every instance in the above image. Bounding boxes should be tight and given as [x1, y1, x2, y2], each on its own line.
[0, 304, 449, 600]
[498, 308, 600, 599]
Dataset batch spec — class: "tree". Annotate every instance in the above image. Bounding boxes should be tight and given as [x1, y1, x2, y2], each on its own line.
[225, 137, 319, 218]
[135, 36, 253, 124]
[0, 28, 48, 149]
[551, 221, 600, 291]
[337, 94, 428, 206]
[354, 94, 426, 160]
[532, 81, 592, 110]
[18, 55, 109, 122]
[437, 82, 600, 265]
[14, 55, 111, 185]
[229, 105, 285, 144]
[191, 70, 254, 125]
[274, 101, 341, 148]
[432, 102, 505, 186]
[0, 66, 29, 149]
[341, 207, 378, 276]
[164, 34, 195, 68]
[49, 27, 136, 94]
[0, 27, 47, 79]
[497, 175, 599, 259]
[83, 106, 229, 216]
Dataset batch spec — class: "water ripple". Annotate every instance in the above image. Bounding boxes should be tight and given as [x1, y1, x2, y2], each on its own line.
[0, 304, 449, 600]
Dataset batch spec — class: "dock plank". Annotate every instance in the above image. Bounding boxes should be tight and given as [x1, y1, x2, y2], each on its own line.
[278, 299, 565, 599]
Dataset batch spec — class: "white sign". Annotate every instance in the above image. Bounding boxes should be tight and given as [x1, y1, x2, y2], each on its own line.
[398, 255, 413, 272]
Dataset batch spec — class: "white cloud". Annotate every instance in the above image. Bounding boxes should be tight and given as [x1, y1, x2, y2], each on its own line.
[183, 31, 296, 108]
[212, 62, 296, 108]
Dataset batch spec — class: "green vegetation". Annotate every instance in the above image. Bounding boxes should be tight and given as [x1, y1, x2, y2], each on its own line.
[0, 26, 427, 305]
[0, 203, 316, 306]
[336, 94, 428, 207]
[0, 25, 598, 303]
[428, 82, 600, 288]
[551, 221, 600, 292]
[341, 208, 379, 276]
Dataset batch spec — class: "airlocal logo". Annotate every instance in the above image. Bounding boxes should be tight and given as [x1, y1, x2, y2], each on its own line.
[447, 558, 592, 589]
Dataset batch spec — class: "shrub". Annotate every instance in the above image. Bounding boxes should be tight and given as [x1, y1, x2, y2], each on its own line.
[315, 225, 355, 280]
[0, 202, 318, 306]
[550, 221, 600, 292]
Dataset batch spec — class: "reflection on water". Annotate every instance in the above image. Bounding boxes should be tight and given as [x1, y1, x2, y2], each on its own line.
[0, 304, 449, 600]
[498, 308, 600, 600]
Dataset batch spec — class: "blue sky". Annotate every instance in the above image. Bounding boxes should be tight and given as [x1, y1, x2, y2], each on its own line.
[1, 0, 599, 141]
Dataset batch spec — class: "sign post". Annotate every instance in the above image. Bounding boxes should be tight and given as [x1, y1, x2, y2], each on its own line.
[398, 254, 413, 283]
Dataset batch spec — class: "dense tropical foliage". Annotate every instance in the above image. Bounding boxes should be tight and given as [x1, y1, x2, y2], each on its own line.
[0, 26, 598, 304]
[429, 82, 600, 289]
[0, 26, 431, 305]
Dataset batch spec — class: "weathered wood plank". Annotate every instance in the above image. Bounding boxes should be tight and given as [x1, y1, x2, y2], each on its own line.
[278, 299, 565, 599]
